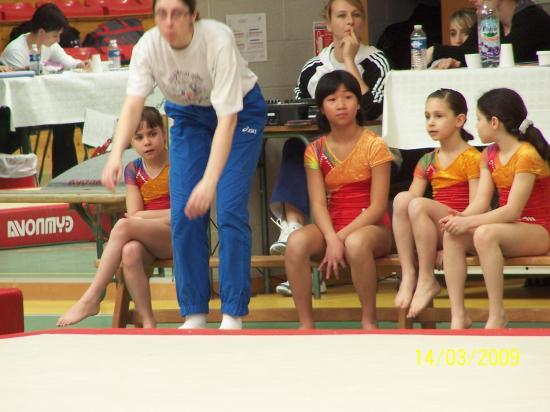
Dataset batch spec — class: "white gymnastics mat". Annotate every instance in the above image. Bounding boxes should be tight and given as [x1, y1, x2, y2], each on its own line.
[1, 329, 549, 412]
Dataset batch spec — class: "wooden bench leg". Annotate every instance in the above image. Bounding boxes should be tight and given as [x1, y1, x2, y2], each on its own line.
[312, 267, 321, 299]
[397, 308, 413, 329]
[419, 300, 437, 329]
[111, 268, 131, 328]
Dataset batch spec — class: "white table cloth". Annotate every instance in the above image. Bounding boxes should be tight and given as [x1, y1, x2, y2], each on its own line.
[0, 69, 163, 130]
[382, 66, 550, 149]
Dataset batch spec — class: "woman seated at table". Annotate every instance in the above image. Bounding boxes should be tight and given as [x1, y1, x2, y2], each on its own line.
[431, 7, 476, 69]
[427, 0, 550, 68]
[269, 0, 391, 296]
[0, 4, 88, 176]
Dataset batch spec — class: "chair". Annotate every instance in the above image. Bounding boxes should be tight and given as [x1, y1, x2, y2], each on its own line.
[84, 0, 109, 14]
[36, 0, 104, 17]
[0, 2, 35, 22]
[104, 0, 151, 16]
[82, 108, 118, 159]
[64, 47, 97, 61]
[30, 128, 53, 184]
[0, 153, 38, 189]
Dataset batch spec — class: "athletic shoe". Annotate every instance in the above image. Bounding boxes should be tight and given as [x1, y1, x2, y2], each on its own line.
[269, 218, 302, 255]
[275, 280, 327, 297]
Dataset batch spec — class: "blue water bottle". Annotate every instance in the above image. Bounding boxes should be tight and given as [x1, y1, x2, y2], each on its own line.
[478, 0, 501, 67]
[410, 25, 427, 70]
[29, 43, 41, 75]
[108, 39, 121, 70]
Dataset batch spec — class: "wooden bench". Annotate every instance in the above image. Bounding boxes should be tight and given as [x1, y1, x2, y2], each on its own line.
[109, 254, 550, 329]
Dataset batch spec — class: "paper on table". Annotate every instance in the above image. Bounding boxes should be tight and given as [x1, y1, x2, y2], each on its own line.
[82, 108, 118, 148]
[0, 70, 35, 79]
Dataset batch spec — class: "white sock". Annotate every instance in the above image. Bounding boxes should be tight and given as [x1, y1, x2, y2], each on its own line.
[287, 221, 303, 232]
[219, 314, 242, 330]
[178, 314, 207, 329]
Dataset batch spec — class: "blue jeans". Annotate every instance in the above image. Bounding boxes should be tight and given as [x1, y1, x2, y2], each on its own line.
[165, 84, 266, 317]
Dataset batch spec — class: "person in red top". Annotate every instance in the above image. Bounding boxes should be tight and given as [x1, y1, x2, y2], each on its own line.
[393, 89, 480, 319]
[58, 107, 171, 328]
[441, 88, 550, 329]
[285, 70, 393, 329]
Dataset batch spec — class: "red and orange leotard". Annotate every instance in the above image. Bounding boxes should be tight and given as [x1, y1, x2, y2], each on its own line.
[304, 129, 393, 231]
[124, 158, 170, 211]
[484, 142, 550, 232]
[414, 146, 480, 212]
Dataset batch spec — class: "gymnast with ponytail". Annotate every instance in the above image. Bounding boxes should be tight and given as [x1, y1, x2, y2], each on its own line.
[441, 88, 550, 329]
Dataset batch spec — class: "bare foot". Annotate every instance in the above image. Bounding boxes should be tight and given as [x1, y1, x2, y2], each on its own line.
[142, 320, 157, 329]
[362, 321, 378, 330]
[450, 315, 472, 329]
[407, 278, 441, 318]
[394, 273, 416, 309]
[57, 299, 100, 327]
[485, 310, 508, 329]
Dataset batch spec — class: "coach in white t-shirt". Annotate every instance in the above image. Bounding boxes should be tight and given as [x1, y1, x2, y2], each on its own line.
[102, 0, 267, 330]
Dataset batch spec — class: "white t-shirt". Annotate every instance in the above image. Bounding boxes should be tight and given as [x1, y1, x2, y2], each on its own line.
[0, 34, 81, 69]
[127, 20, 257, 117]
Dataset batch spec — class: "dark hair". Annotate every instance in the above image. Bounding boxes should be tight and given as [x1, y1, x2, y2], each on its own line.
[315, 70, 365, 133]
[29, 4, 68, 33]
[478, 88, 549, 162]
[153, 0, 200, 19]
[427, 88, 473, 141]
[138, 106, 164, 132]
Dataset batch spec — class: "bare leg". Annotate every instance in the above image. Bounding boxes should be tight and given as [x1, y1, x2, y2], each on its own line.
[121, 241, 156, 328]
[57, 218, 172, 327]
[473, 223, 549, 329]
[284, 203, 306, 225]
[285, 224, 326, 329]
[443, 231, 475, 329]
[345, 225, 393, 329]
[407, 198, 449, 318]
[392, 192, 418, 309]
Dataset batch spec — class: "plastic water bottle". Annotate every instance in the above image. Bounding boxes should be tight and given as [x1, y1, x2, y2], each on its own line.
[108, 39, 121, 70]
[410, 25, 427, 70]
[29, 43, 41, 75]
[478, 0, 501, 67]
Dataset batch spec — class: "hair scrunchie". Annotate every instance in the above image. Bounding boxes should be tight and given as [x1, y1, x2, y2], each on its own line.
[518, 118, 534, 134]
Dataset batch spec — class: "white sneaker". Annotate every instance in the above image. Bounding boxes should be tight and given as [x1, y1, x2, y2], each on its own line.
[275, 280, 327, 297]
[269, 218, 302, 255]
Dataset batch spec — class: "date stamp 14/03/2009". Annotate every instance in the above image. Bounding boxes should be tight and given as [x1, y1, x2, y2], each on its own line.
[416, 348, 520, 367]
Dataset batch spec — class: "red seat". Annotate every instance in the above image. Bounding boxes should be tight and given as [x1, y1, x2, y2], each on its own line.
[105, 0, 151, 16]
[84, 0, 109, 14]
[64, 47, 97, 61]
[36, 0, 104, 17]
[0, 2, 35, 22]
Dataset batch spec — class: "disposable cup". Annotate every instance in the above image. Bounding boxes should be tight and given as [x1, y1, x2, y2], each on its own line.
[537, 51, 550, 66]
[465, 53, 481, 69]
[499, 44, 515, 68]
[91, 54, 102, 73]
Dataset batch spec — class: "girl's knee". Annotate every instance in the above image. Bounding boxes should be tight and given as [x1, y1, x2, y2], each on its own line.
[393, 191, 414, 213]
[344, 231, 374, 261]
[473, 225, 498, 251]
[111, 217, 131, 236]
[286, 230, 312, 261]
[121, 241, 144, 269]
[407, 197, 429, 219]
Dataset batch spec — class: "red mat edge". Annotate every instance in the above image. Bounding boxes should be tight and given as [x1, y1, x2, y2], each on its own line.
[3, 327, 550, 339]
